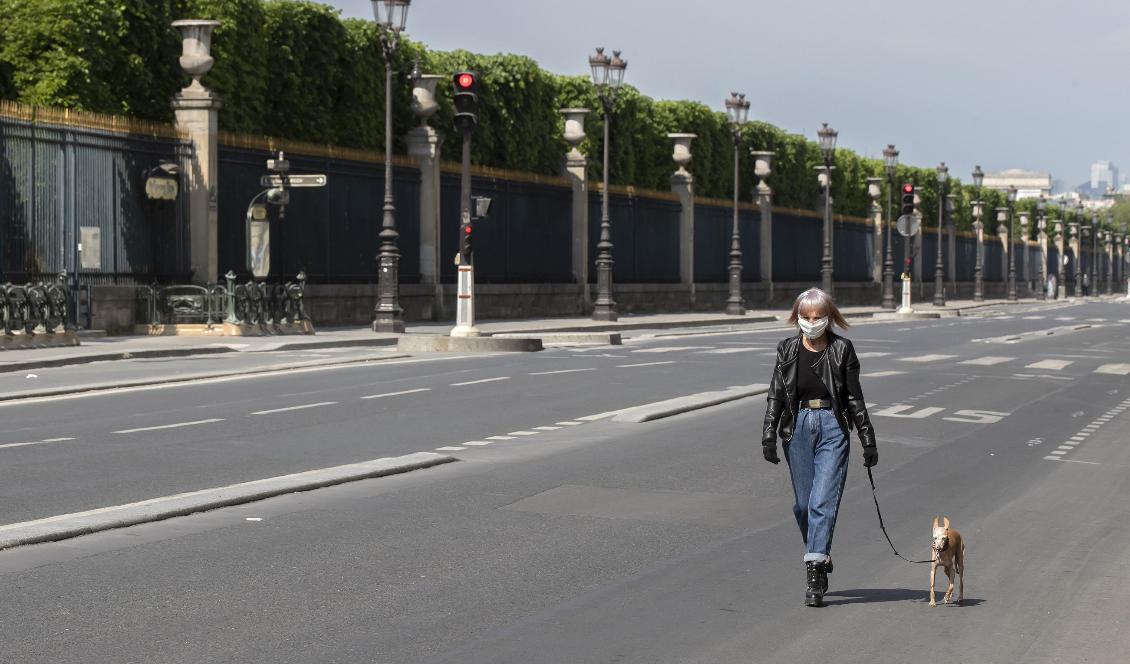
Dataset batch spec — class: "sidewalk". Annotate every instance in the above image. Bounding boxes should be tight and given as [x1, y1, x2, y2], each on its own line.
[0, 296, 1063, 375]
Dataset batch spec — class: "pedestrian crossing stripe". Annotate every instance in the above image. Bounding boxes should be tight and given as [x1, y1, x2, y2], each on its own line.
[1026, 359, 1072, 370]
[959, 356, 1013, 366]
[855, 352, 892, 358]
[898, 354, 958, 363]
[1095, 364, 1130, 375]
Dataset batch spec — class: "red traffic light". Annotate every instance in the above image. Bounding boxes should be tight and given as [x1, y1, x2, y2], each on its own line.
[464, 224, 472, 233]
[902, 183, 914, 194]
[457, 73, 475, 89]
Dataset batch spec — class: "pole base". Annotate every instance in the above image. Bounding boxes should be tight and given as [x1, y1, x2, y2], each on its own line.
[449, 324, 481, 338]
[592, 307, 618, 322]
[725, 302, 745, 316]
[372, 315, 405, 334]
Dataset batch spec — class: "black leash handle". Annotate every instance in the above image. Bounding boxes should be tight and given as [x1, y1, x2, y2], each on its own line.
[866, 466, 933, 564]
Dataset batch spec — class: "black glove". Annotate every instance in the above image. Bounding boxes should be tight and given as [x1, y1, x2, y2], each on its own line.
[763, 443, 780, 465]
[862, 446, 878, 468]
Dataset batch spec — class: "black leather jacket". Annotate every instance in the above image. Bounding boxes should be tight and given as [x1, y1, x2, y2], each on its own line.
[762, 331, 877, 449]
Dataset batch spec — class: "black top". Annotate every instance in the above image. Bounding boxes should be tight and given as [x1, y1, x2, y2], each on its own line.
[797, 343, 831, 402]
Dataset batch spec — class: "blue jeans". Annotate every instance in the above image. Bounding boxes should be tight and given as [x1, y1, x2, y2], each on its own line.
[784, 408, 849, 563]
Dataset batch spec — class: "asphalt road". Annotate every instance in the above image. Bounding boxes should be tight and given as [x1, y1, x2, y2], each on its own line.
[1, 299, 1128, 663]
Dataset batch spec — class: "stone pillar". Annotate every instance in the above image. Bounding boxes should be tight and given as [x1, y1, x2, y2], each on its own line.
[752, 151, 774, 306]
[407, 73, 445, 319]
[172, 20, 222, 285]
[1019, 213, 1030, 292]
[1069, 223, 1080, 296]
[946, 194, 957, 293]
[866, 178, 882, 283]
[668, 133, 696, 304]
[561, 109, 590, 311]
[1038, 226, 1049, 298]
[998, 222, 1010, 285]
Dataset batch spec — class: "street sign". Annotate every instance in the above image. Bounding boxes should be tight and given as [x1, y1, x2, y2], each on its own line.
[259, 173, 328, 188]
[896, 214, 920, 237]
[145, 176, 178, 201]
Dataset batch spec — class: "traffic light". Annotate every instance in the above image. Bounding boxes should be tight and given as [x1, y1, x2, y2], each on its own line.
[900, 183, 915, 217]
[453, 71, 479, 132]
[459, 220, 473, 262]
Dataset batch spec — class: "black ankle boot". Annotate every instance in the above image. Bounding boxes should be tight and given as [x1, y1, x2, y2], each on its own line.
[805, 561, 827, 607]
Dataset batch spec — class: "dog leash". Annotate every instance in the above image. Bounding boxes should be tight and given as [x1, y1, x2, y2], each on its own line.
[866, 466, 933, 564]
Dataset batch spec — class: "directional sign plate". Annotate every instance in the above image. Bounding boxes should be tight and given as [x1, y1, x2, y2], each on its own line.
[259, 173, 328, 188]
[896, 214, 921, 237]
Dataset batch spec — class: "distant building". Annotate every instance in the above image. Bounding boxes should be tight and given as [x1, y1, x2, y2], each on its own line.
[1090, 160, 1118, 192]
[983, 169, 1053, 200]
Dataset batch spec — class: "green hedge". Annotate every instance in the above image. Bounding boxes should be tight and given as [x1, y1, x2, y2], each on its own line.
[3, 0, 1103, 232]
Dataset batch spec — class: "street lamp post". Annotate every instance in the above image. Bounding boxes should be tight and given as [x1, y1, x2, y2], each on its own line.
[933, 162, 948, 306]
[1090, 211, 1098, 297]
[1036, 197, 1047, 301]
[1105, 212, 1114, 294]
[881, 145, 899, 309]
[1069, 221, 1081, 297]
[972, 165, 984, 302]
[724, 92, 750, 316]
[370, 0, 410, 333]
[589, 47, 627, 321]
[1054, 218, 1064, 300]
[1019, 211, 1030, 295]
[818, 123, 837, 295]
[1007, 186, 1018, 302]
[1075, 201, 1085, 296]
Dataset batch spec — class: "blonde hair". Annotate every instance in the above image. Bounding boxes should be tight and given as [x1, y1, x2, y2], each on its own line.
[786, 288, 850, 330]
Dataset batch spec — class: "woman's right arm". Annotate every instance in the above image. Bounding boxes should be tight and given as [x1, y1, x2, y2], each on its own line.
[762, 344, 786, 446]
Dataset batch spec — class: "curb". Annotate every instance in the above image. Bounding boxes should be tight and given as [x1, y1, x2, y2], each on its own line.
[486, 314, 778, 335]
[491, 332, 622, 345]
[612, 384, 770, 423]
[0, 346, 236, 374]
[397, 335, 543, 353]
[0, 353, 412, 402]
[0, 452, 456, 551]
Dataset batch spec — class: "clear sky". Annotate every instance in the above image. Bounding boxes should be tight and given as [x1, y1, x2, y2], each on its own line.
[326, 0, 1125, 190]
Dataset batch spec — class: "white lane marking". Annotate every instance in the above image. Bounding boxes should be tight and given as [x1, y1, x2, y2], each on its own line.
[960, 356, 1014, 366]
[1087, 318, 1108, 322]
[555, 421, 583, 426]
[1022, 316, 1047, 320]
[0, 437, 77, 450]
[361, 387, 432, 399]
[577, 410, 623, 421]
[1026, 359, 1073, 370]
[451, 376, 511, 386]
[533, 426, 561, 431]
[696, 348, 763, 354]
[873, 405, 946, 419]
[251, 401, 336, 415]
[943, 410, 1009, 424]
[1049, 450, 1067, 455]
[1056, 445, 1076, 450]
[462, 441, 493, 447]
[1044, 455, 1061, 461]
[507, 431, 540, 436]
[631, 346, 714, 354]
[113, 418, 223, 434]
[485, 435, 515, 441]
[1063, 459, 1102, 465]
[855, 352, 892, 358]
[897, 354, 957, 363]
[862, 371, 906, 378]
[616, 361, 677, 368]
[435, 446, 466, 451]
[528, 368, 598, 376]
[1095, 364, 1130, 375]
[1071, 435, 1087, 441]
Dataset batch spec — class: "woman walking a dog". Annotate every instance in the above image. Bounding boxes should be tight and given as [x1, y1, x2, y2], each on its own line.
[762, 288, 878, 607]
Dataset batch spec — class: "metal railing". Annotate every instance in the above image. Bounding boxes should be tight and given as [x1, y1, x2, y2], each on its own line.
[2, 272, 73, 335]
[138, 270, 309, 330]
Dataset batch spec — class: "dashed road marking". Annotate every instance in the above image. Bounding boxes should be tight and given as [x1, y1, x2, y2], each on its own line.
[555, 421, 583, 426]
[1026, 359, 1072, 370]
[0, 437, 77, 450]
[862, 370, 906, 378]
[507, 431, 540, 436]
[1095, 364, 1130, 375]
[361, 387, 431, 399]
[696, 348, 763, 354]
[251, 401, 336, 415]
[959, 356, 1014, 366]
[451, 376, 511, 386]
[616, 361, 677, 368]
[462, 441, 493, 446]
[113, 418, 224, 434]
[485, 435, 515, 441]
[529, 368, 598, 376]
[856, 352, 893, 358]
[435, 446, 466, 451]
[533, 426, 561, 431]
[631, 346, 714, 354]
[897, 354, 957, 363]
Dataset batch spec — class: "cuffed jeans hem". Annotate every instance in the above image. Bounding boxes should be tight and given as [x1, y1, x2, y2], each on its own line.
[804, 553, 831, 563]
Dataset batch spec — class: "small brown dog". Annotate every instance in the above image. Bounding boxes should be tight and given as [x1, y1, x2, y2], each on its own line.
[929, 516, 965, 606]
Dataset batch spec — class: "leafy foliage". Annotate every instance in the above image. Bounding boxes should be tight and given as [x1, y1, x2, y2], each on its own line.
[0, 0, 979, 219]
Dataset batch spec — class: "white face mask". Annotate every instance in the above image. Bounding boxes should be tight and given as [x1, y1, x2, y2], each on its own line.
[798, 316, 829, 340]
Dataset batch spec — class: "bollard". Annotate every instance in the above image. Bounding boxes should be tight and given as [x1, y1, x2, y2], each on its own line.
[898, 275, 914, 314]
[450, 260, 480, 337]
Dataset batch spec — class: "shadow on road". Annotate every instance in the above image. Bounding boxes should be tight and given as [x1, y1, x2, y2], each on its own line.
[823, 588, 985, 607]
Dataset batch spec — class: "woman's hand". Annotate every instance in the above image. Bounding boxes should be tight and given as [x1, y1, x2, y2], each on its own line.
[862, 445, 878, 467]
[763, 443, 781, 464]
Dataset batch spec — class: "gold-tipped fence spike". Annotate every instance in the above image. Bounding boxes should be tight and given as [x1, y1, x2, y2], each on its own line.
[0, 100, 185, 139]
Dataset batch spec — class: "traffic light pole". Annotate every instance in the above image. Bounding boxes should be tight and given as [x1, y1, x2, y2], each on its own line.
[451, 129, 479, 338]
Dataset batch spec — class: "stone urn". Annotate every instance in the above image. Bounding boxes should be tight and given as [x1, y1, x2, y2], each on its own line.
[667, 133, 696, 177]
[866, 177, 882, 201]
[750, 150, 773, 195]
[172, 19, 221, 92]
[560, 108, 589, 161]
[411, 74, 444, 125]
